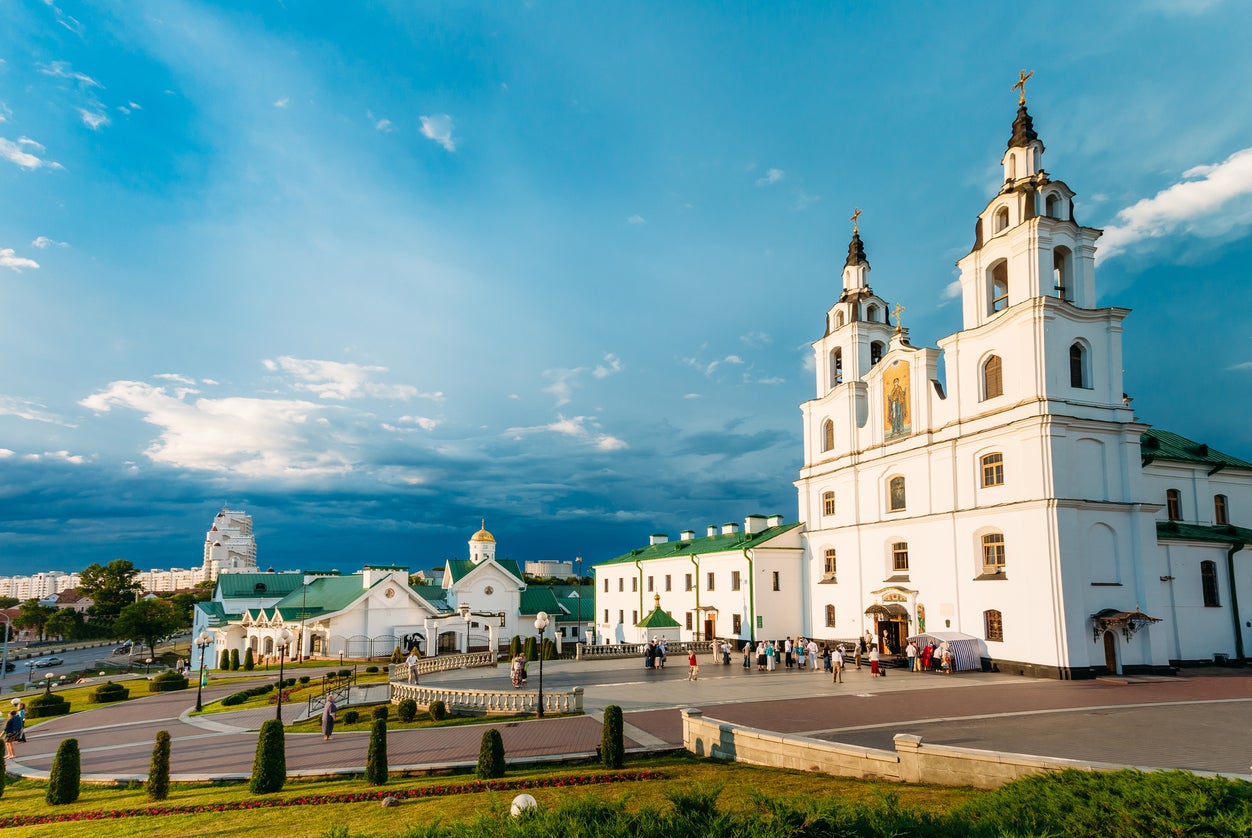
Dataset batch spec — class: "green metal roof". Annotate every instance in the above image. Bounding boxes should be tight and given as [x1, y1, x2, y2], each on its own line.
[519, 586, 563, 616]
[1157, 520, 1252, 546]
[1141, 429, 1252, 471]
[445, 558, 524, 584]
[270, 575, 373, 620]
[598, 521, 804, 567]
[546, 585, 595, 622]
[637, 605, 681, 628]
[410, 584, 450, 612]
[215, 572, 305, 600]
[194, 601, 239, 626]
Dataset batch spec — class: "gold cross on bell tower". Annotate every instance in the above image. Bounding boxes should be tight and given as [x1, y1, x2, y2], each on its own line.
[1013, 69, 1034, 106]
[892, 303, 905, 333]
[850, 207, 862, 234]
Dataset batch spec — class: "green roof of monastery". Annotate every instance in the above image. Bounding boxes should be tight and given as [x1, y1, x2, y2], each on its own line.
[1141, 429, 1252, 471]
[637, 605, 681, 628]
[270, 575, 376, 620]
[410, 584, 450, 611]
[445, 558, 524, 584]
[1156, 520, 1252, 546]
[546, 585, 595, 621]
[519, 586, 563, 616]
[194, 601, 239, 626]
[216, 572, 305, 600]
[598, 521, 803, 567]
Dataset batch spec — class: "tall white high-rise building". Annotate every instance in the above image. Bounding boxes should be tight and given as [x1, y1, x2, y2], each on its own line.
[202, 508, 258, 580]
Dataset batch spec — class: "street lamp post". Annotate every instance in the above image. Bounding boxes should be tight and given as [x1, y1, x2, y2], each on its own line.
[534, 611, 549, 719]
[275, 628, 293, 722]
[575, 555, 583, 651]
[459, 603, 471, 654]
[194, 631, 212, 712]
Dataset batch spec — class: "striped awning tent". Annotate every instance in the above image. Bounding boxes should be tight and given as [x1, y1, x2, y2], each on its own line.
[907, 631, 986, 672]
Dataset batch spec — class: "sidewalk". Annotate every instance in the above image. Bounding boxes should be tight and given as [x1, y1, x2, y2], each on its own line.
[9, 658, 1252, 781]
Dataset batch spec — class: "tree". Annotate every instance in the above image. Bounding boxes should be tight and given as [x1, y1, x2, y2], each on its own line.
[45, 608, 84, 642]
[601, 705, 624, 769]
[476, 728, 505, 779]
[166, 592, 206, 629]
[365, 718, 388, 785]
[250, 719, 286, 794]
[0, 596, 18, 609]
[13, 599, 56, 641]
[79, 559, 142, 629]
[146, 730, 171, 801]
[47, 739, 81, 804]
[113, 599, 179, 657]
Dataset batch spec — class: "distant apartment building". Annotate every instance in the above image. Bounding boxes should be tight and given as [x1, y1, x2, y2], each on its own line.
[0, 571, 79, 600]
[523, 560, 575, 578]
[202, 508, 259, 579]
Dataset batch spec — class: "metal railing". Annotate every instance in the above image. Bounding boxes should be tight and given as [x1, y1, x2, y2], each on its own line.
[390, 682, 583, 716]
[307, 670, 356, 715]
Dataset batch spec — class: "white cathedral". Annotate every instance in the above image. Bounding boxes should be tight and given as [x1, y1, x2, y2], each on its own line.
[596, 90, 1252, 678]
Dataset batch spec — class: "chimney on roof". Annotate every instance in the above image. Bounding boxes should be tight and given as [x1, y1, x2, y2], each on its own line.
[707, 525, 718, 537]
[744, 515, 767, 535]
[767, 514, 784, 527]
[649, 533, 669, 546]
[721, 522, 740, 535]
[680, 530, 695, 541]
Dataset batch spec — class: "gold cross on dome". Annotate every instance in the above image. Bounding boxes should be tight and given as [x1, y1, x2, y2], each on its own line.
[850, 207, 862, 234]
[1013, 69, 1034, 106]
[892, 303, 905, 332]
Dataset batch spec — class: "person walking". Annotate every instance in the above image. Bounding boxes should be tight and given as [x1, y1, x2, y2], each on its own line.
[869, 643, 881, 677]
[406, 649, 420, 684]
[742, 641, 752, 669]
[15, 701, 26, 743]
[808, 638, 820, 672]
[3, 709, 20, 758]
[784, 636, 794, 669]
[766, 641, 776, 671]
[687, 649, 699, 681]
[321, 695, 337, 741]
[832, 644, 844, 683]
[906, 640, 918, 673]
[854, 635, 864, 671]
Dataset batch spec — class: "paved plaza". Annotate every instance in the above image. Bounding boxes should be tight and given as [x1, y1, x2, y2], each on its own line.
[9, 655, 1252, 782]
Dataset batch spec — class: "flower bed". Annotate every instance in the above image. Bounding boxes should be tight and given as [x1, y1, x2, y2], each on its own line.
[0, 770, 664, 828]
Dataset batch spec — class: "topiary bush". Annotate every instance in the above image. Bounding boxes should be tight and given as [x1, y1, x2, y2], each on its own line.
[337, 669, 351, 678]
[372, 705, 389, 721]
[298, 675, 310, 685]
[390, 646, 402, 664]
[249, 719, 286, 794]
[476, 728, 505, 779]
[397, 698, 417, 723]
[601, 704, 624, 769]
[148, 671, 189, 693]
[243, 648, 255, 671]
[26, 692, 70, 718]
[428, 700, 447, 721]
[219, 649, 230, 670]
[146, 730, 171, 801]
[365, 665, 379, 674]
[365, 718, 388, 785]
[46, 738, 81, 804]
[509, 635, 522, 657]
[89, 681, 130, 703]
[229, 649, 240, 671]
[524, 636, 537, 661]
[342, 709, 360, 725]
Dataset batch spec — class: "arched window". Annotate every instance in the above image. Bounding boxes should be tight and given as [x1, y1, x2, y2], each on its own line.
[891, 541, 909, 572]
[982, 355, 1003, 399]
[823, 548, 837, 576]
[1053, 246, 1072, 301]
[870, 341, 885, 365]
[867, 304, 879, 322]
[981, 533, 1006, 572]
[981, 452, 1004, 487]
[822, 491, 836, 516]
[1166, 489, 1182, 521]
[994, 206, 1010, 233]
[830, 348, 843, 386]
[835, 311, 845, 329]
[822, 419, 835, 452]
[984, 609, 1004, 642]
[888, 476, 906, 511]
[1045, 192, 1061, 219]
[1215, 494, 1229, 525]
[990, 261, 1009, 312]
[825, 604, 836, 627]
[1069, 342, 1090, 389]
[1201, 560, 1219, 607]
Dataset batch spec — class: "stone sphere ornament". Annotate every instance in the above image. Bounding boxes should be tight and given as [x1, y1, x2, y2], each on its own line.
[510, 793, 538, 816]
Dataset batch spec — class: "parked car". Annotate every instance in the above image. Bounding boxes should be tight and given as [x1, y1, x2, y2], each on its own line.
[31, 656, 64, 668]
[113, 645, 133, 655]
[3, 662, 13, 673]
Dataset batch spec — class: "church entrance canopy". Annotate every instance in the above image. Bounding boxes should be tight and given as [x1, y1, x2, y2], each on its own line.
[1090, 608, 1161, 642]
[864, 603, 908, 618]
[907, 631, 985, 672]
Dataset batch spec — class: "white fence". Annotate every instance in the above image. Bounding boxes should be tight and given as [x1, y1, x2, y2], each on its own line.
[388, 650, 498, 681]
[580, 641, 714, 659]
[390, 683, 584, 716]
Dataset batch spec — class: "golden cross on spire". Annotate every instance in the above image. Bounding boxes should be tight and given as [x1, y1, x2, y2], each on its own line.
[1013, 69, 1034, 106]
[850, 207, 862, 234]
[892, 302, 905, 333]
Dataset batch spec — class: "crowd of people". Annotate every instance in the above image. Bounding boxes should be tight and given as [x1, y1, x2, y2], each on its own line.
[694, 632, 957, 680]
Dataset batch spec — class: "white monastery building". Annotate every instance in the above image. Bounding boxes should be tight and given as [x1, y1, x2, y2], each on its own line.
[596, 88, 1252, 678]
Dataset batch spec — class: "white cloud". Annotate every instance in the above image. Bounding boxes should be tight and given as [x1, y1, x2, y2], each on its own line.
[740, 331, 772, 348]
[627, 214, 645, 224]
[79, 109, 109, 130]
[153, 373, 196, 385]
[1228, 361, 1252, 371]
[543, 367, 586, 406]
[0, 449, 12, 458]
[0, 137, 62, 170]
[941, 279, 962, 300]
[397, 415, 440, 430]
[0, 396, 74, 426]
[1099, 147, 1252, 263]
[593, 353, 623, 379]
[683, 393, 702, 399]
[79, 379, 353, 478]
[41, 449, 86, 465]
[18, 137, 44, 151]
[274, 97, 289, 108]
[375, 118, 394, 132]
[41, 0, 83, 34]
[794, 190, 821, 210]
[596, 435, 629, 451]
[756, 168, 785, 186]
[0, 248, 39, 271]
[263, 356, 440, 402]
[683, 354, 744, 377]
[756, 377, 785, 385]
[419, 114, 456, 152]
[506, 413, 628, 452]
[37, 61, 100, 88]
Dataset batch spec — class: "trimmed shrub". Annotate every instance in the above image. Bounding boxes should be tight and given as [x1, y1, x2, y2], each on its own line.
[397, 698, 417, 723]
[243, 648, 255, 671]
[219, 649, 229, 670]
[26, 692, 70, 719]
[601, 704, 624, 769]
[342, 709, 360, 725]
[46, 738, 81, 804]
[89, 681, 130, 703]
[229, 649, 240, 671]
[365, 718, 388, 785]
[476, 728, 505, 779]
[249, 719, 286, 794]
[365, 665, 379, 674]
[372, 705, 389, 721]
[542, 638, 556, 660]
[524, 636, 537, 661]
[381, 665, 389, 674]
[148, 671, 189, 693]
[298, 675, 310, 685]
[390, 646, 402, 664]
[146, 730, 171, 801]
[509, 635, 522, 657]
[337, 669, 351, 678]
[428, 700, 447, 721]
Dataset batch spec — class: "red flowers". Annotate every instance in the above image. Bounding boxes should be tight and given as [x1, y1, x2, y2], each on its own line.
[0, 771, 663, 827]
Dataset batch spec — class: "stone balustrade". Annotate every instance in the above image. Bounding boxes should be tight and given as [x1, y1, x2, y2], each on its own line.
[389, 650, 498, 681]
[579, 641, 714, 659]
[390, 682, 584, 716]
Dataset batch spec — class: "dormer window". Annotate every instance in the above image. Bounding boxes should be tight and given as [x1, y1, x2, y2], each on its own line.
[994, 206, 1010, 233]
[866, 303, 879, 322]
[835, 311, 845, 329]
[1045, 192, 1061, 219]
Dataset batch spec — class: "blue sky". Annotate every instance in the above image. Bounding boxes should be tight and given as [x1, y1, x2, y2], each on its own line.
[2, 1, 1251, 577]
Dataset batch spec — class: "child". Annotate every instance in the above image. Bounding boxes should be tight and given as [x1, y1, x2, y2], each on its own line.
[687, 649, 699, 681]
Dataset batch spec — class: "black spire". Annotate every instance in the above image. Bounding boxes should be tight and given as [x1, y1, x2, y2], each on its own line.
[844, 230, 868, 268]
[1007, 104, 1038, 149]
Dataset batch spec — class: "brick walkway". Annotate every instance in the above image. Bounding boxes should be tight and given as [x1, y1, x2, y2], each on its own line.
[10, 661, 1252, 781]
